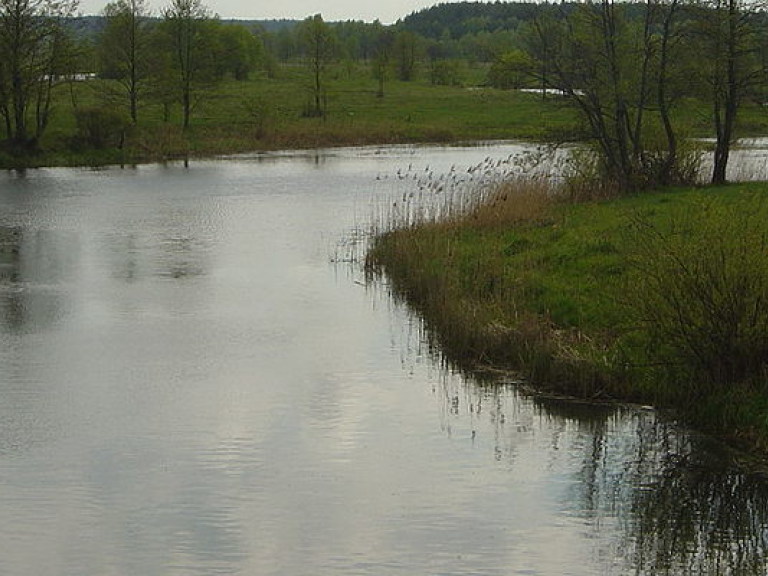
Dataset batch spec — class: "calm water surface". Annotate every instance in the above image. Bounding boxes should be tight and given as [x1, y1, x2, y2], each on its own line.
[1, 144, 767, 576]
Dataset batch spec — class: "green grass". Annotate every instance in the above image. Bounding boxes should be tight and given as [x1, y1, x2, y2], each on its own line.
[2, 62, 575, 168]
[367, 180, 768, 451]
[7, 60, 768, 169]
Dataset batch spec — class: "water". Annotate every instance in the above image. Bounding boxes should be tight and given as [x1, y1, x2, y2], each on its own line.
[0, 143, 767, 576]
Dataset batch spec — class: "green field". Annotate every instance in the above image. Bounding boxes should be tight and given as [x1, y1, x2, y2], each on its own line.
[2, 63, 578, 169]
[11, 59, 768, 169]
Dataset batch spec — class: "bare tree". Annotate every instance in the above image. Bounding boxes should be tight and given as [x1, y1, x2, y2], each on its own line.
[528, 0, 694, 192]
[693, 0, 765, 184]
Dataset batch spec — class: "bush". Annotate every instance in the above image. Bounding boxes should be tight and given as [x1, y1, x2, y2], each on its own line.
[487, 50, 533, 90]
[241, 95, 278, 138]
[624, 201, 768, 394]
[73, 106, 130, 150]
[429, 59, 464, 86]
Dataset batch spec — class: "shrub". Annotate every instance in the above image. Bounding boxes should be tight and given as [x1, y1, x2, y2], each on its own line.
[487, 50, 533, 89]
[624, 201, 768, 395]
[241, 95, 278, 138]
[429, 59, 464, 86]
[73, 106, 130, 150]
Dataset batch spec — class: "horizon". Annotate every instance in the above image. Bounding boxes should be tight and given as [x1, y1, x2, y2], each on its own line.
[76, 0, 459, 24]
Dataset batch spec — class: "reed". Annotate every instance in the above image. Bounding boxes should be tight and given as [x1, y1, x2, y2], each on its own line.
[367, 164, 768, 449]
[366, 163, 629, 399]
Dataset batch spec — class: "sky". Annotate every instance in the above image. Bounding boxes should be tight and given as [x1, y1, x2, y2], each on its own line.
[77, 0, 451, 24]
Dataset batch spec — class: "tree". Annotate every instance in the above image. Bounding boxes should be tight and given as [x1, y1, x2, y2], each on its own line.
[487, 50, 534, 89]
[371, 24, 394, 97]
[527, 0, 694, 192]
[98, 0, 152, 124]
[160, 0, 216, 130]
[0, 0, 79, 151]
[519, 8, 559, 99]
[692, 0, 764, 184]
[393, 30, 420, 81]
[298, 14, 336, 118]
[145, 25, 176, 121]
[215, 24, 261, 81]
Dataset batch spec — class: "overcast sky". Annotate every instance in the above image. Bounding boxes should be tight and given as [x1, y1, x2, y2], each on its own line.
[77, 0, 450, 24]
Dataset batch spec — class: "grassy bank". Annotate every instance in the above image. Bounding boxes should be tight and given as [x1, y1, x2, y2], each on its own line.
[1, 64, 577, 169]
[7, 61, 768, 169]
[366, 177, 768, 451]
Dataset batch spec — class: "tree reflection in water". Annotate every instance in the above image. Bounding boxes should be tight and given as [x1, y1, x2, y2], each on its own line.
[433, 366, 768, 575]
[618, 428, 768, 575]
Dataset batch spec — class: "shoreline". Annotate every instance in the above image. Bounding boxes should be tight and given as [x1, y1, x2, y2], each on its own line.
[366, 177, 768, 457]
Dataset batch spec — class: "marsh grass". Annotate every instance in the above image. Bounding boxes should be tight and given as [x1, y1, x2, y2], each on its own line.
[366, 157, 629, 399]
[367, 164, 768, 448]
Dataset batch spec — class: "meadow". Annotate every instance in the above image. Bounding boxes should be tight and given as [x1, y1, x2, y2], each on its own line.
[4, 63, 577, 169]
[10, 60, 768, 169]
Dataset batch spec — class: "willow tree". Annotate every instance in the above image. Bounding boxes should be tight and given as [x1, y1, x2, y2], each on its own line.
[0, 0, 79, 151]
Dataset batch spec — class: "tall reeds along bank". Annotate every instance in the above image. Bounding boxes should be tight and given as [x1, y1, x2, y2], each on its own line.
[366, 171, 631, 400]
[367, 171, 768, 450]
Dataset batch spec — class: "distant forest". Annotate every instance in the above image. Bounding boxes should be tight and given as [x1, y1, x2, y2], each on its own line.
[63, 2, 551, 62]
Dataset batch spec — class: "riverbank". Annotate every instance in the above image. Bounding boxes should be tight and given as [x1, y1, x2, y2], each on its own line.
[0, 68, 578, 170]
[8, 63, 768, 170]
[366, 178, 768, 451]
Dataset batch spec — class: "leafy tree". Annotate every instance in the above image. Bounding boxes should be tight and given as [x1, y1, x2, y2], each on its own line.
[254, 28, 281, 78]
[145, 25, 176, 121]
[393, 30, 421, 81]
[275, 24, 298, 60]
[429, 57, 464, 86]
[97, 0, 153, 124]
[0, 0, 79, 151]
[298, 14, 336, 118]
[215, 23, 261, 80]
[487, 50, 533, 89]
[159, 0, 217, 129]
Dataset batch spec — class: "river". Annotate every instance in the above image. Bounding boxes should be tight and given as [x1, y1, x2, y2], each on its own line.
[0, 143, 767, 575]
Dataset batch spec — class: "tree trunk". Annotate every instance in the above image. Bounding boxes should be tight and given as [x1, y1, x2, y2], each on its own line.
[711, 0, 739, 185]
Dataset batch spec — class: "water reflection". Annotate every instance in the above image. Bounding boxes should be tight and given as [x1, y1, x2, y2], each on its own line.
[1, 145, 768, 576]
[432, 359, 768, 575]
[619, 437, 768, 575]
[0, 226, 73, 333]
